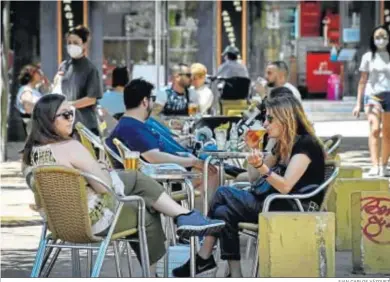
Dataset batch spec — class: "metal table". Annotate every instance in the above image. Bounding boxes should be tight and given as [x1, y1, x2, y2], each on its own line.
[143, 168, 200, 278]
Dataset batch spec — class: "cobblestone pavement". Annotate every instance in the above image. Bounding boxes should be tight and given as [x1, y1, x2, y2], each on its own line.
[1, 121, 389, 278]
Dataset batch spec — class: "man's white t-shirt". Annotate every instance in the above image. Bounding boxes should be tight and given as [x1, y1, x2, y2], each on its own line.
[191, 85, 213, 114]
[267, 82, 302, 102]
[283, 82, 302, 102]
[359, 51, 390, 96]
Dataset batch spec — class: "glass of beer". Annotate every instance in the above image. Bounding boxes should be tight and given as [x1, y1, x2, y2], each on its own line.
[188, 103, 199, 116]
[124, 151, 140, 170]
[246, 126, 267, 150]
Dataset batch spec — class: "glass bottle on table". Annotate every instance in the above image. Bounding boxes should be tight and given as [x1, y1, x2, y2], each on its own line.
[229, 123, 239, 152]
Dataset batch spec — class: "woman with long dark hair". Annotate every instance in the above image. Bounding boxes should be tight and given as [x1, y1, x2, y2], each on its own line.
[23, 94, 225, 276]
[353, 25, 390, 177]
[173, 95, 326, 277]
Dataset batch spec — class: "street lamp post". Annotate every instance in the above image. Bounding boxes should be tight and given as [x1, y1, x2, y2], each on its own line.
[1, 1, 11, 162]
[155, 0, 161, 88]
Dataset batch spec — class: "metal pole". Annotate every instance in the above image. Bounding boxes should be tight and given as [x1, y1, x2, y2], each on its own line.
[155, 0, 161, 89]
[163, 0, 169, 85]
[1, 1, 11, 162]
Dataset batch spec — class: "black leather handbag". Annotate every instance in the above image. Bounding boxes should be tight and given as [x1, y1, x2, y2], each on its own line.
[250, 164, 287, 197]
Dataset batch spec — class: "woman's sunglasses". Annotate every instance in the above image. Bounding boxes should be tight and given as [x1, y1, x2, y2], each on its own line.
[266, 114, 274, 123]
[55, 109, 74, 121]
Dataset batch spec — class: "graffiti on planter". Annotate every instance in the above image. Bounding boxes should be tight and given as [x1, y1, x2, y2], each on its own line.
[361, 196, 390, 245]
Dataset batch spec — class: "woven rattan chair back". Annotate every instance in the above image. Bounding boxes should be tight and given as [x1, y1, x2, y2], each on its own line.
[75, 122, 98, 160]
[33, 166, 98, 243]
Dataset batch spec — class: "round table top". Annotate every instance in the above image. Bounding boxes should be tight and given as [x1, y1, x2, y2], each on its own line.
[142, 168, 201, 180]
[199, 150, 251, 159]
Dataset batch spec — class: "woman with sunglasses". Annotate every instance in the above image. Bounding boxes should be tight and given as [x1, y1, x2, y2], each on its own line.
[22, 94, 225, 277]
[173, 95, 325, 278]
[352, 25, 390, 177]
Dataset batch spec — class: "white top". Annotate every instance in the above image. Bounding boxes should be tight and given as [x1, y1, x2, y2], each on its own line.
[359, 51, 390, 96]
[283, 82, 302, 102]
[267, 82, 302, 102]
[155, 86, 198, 106]
[16, 85, 42, 114]
[191, 85, 214, 114]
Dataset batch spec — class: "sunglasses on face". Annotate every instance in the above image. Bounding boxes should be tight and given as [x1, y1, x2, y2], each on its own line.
[179, 73, 192, 78]
[374, 35, 388, 40]
[55, 109, 74, 121]
[266, 114, 274, 123]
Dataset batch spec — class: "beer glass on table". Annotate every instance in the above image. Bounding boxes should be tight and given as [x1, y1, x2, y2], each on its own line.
[188, 103, 199, 117]
[124, 151, 140, 170]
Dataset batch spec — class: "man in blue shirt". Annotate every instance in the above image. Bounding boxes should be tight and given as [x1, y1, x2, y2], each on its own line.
[99, 66, 128, 118]
[106, 78, 218, 192]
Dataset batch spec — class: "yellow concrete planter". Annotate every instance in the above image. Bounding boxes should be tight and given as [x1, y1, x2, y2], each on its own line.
[351, 191, 390, 275]
[332, 178, 389, 251]
[338, 166, 363, 179]
[259, 212, 335, 277]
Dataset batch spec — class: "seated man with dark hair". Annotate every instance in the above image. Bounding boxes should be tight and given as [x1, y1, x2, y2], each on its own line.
[106, 78, 219, 196]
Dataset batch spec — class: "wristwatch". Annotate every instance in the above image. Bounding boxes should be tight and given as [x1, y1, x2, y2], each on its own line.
[263, 167, 272, 179]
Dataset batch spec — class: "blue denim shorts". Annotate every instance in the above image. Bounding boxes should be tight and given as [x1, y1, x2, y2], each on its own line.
[364, 92, 390, 112]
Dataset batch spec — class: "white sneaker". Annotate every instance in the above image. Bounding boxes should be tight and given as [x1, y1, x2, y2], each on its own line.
[379, 166, 390, 177]
[368, 166, 379, 176]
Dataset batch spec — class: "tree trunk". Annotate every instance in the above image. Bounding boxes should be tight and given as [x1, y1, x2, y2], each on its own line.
[1, 1, 11, 162]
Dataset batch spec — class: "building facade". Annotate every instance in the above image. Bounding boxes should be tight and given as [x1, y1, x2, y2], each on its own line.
[5, 0, 387, 140]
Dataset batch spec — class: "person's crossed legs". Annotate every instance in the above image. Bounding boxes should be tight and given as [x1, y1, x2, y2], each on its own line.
[173, 186, 263, 277]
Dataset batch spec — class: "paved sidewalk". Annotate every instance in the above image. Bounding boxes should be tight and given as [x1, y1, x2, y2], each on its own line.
[1, 121, 389, 277]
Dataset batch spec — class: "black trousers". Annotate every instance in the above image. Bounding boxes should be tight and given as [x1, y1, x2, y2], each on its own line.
[207, 186, 263, 260]
[208, 186, 297, 260]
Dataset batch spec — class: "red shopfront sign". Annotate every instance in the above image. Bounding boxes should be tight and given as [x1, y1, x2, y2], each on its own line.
[306, 51, 341, 94]
[300, 1, 321, 37]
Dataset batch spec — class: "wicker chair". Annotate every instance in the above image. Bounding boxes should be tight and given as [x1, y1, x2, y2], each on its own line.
[75, 122, 99, 159]
[29, 165, 150, 278]
[238, 160, 340, 277]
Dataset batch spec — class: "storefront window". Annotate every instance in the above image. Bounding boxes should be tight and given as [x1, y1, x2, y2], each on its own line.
[101, 1, 201, 90]
[248, 2, 297, 78]
[168, 1, 199, 66]
[102, 1, 156, 89]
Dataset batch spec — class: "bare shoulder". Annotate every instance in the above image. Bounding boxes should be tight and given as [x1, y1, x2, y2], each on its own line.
[53, 139, 84, 151]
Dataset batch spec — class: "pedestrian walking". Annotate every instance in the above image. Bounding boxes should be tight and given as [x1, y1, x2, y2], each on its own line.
[353, 25, 390, 177]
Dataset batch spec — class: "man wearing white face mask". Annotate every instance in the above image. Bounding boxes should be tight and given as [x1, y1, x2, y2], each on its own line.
[53, 25, 103, 136]
[353, 25, 390, 177]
